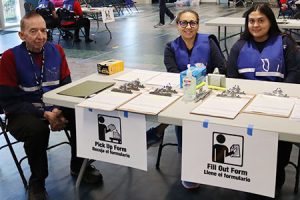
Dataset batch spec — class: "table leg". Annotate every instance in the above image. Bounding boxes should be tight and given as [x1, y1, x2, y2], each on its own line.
[105, 23, 112, 40]
[218, 26, 220, 41]
[224, 26, 229, 56]
[96, 13, 100, 32]
[75, 158, 88, 190]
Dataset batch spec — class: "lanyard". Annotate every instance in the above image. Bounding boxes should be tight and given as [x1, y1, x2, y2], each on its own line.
[27, 47, 45, 86]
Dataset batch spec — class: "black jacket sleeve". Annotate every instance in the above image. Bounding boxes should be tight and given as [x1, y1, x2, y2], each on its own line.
[164, 42, 180, 73]
[282, 36, 300, 84]
[207, 36, 227, 75]
[226, 39, 245, 79]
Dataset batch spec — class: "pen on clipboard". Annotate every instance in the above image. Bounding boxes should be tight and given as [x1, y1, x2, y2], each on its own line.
[196, 82, 206, 90]
[208, 85, 226, 91]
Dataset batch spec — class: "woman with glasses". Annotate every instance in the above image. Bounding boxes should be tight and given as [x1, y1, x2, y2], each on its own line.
[147, 9, 226, 190]
[227, 4, 300, 197]
[164, 9, 226, 74]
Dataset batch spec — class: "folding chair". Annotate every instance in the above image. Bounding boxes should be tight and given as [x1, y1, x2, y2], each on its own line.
[289, 143, 300, 194]
[0, 108, 71, 189]
[36, 8, 59, 41]
[123, 0, 139, 13]
[24, 2, 34, 14]
[0, 113, 28, 189]
[57, 8, 86, 45]
[155, 131, 178, 170]
[228, 0, 245, 7]
[128, 0, 139, 12]
[277, 0, 295, 19]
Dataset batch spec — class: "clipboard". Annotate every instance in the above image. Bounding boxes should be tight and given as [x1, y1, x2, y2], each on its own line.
[58, 80, 115, 98]
[243, 94, 295, 118]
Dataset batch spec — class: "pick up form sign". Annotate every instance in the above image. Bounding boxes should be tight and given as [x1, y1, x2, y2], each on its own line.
[75, 106, 147, 171]
[182, 120, 278, 197]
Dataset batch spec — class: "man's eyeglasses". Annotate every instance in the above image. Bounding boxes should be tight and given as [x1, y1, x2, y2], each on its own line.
[177, 20, 198, 28]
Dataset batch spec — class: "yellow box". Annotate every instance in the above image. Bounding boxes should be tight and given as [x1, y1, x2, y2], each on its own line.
[97, 59, 124, 75]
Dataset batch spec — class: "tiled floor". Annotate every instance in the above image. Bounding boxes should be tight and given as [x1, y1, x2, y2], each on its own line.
[0, 3, 300, 200]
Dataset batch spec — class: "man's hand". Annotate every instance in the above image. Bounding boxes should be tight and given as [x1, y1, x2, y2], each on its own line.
[44, 108, 68, 131]
[281, 4, 288, 11]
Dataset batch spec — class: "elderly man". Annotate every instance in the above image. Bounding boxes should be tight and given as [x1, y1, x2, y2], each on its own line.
[0, 11, 102, 200]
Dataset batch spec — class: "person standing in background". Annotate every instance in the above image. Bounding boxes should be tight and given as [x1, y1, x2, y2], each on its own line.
[154, 0, 176, 28]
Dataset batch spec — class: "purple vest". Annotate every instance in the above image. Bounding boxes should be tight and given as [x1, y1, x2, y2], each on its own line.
[237, 35, 285, 81]
[37, 0, 50, 8]
[171, 33, 210, 72]
[63, 0, 74, 11]
[12, 42, 61, 109]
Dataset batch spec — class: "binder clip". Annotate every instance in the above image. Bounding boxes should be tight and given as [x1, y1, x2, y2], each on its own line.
[126, 79, 145, 91]
[149, 84, 177, 97]
[264, 88, 289, 98]
[111, 84, 132, 94]
[194, 89, 211, 103]
[217, 85, 245, 98]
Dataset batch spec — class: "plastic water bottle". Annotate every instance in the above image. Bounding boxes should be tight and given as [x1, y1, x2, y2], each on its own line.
[183, 64, 196, 102]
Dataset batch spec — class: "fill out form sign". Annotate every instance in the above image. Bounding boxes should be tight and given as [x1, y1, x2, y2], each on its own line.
[182, 121, 278, 198]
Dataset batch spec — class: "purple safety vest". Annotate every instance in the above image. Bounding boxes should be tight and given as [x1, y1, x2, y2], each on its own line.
[237, 35, 285, 82]
[170, 33, 210, 72]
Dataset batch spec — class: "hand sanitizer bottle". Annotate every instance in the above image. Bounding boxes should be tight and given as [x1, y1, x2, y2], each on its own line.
[183, 64, 196, 102]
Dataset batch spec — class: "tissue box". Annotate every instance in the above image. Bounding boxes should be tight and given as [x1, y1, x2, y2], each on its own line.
[180, 66, 206, 88]
[97, 59, 124, 75]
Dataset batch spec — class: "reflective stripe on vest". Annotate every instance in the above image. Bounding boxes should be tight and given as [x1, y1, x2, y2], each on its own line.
[237, 35, 285, 81]
[12, 42, 61, 106]
[238, 68, 255, 73]
[18, 80, 60, 92]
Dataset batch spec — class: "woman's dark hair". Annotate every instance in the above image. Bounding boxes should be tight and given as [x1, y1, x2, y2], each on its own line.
[176, 9, 199, 24]
[241, 3, 282, 40]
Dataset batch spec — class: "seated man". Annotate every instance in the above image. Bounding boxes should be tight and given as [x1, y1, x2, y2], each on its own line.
[61, 0, 93, 42]
[36, 0, 59, 40]
[0, 11, 102, 200]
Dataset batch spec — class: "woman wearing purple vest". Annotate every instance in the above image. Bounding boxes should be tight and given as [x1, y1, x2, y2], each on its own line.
[147, 9, 226, 190]
[227, 3, 300, 199]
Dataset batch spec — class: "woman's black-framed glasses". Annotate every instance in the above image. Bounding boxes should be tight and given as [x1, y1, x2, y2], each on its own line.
[177, 20, 198, 28]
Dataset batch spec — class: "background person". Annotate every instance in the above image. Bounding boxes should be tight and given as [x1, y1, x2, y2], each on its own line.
[154, 0, 175, 28]
[51, 0, 64, 8]
[0, 12, 102, 200]
[36, 0, 59, 40]
[227, 3, 300, 198]
[61, 0, 93, 42]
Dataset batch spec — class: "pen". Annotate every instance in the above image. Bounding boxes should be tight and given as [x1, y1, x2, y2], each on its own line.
[208, 85, 226, 91]
[196, 82, 206, 90]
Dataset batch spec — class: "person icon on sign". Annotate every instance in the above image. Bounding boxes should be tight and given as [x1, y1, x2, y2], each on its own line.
[212, 134, 235, 163]
[98, 116, 110, 141]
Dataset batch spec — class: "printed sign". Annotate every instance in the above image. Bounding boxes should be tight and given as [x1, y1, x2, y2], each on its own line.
[101, 7, 115, 23]
[182, 121, 278, 197]
[75, 106, 147, 171]
[212, 132, 244, 167]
